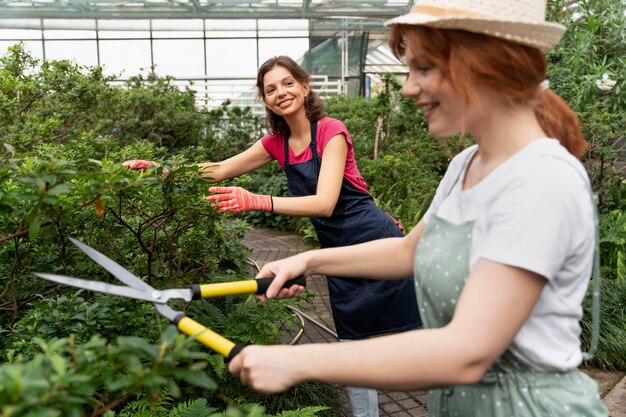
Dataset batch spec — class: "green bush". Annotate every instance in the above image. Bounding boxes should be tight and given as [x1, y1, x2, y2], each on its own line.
[0, 47, 338, 415]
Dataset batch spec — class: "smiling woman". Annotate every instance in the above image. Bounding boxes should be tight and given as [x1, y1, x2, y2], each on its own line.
[124, 54, 423, 417]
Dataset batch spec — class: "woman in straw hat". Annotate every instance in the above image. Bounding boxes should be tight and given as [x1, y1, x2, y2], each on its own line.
[228, 0, 608, 415]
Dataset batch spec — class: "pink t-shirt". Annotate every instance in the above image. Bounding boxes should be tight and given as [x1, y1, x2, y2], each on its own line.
[260, 117, 369, 194]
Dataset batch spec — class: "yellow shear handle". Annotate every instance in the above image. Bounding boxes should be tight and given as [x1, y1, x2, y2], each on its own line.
[193, 275, 306, 299]
[177, 316, 242, 359]
[195, 280, 259, 298]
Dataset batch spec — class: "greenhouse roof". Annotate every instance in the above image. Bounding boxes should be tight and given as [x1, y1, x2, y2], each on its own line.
[0, 0, 412, 30]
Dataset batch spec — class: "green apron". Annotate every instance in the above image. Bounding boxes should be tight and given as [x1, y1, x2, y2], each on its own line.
[413, 151, 608, 417]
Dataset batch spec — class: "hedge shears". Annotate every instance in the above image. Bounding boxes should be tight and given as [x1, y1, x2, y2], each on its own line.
[34, 238, 306, 361]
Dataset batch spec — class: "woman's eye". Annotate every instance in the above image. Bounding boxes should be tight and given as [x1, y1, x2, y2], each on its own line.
[265, 89, 275, 95]
[417, 66, 430, 74]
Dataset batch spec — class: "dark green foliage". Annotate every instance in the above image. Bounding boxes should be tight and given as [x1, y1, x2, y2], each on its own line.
[110, 74, 203, 151]
[0, 43, 203, 154]
[0, 327, 216, 416]
[0, 46, 334, 415]
[239, 165, 298, 232]
[546, 0, 625, 212]
[2, 292, 159, 359]
[194, 101, 264, 163]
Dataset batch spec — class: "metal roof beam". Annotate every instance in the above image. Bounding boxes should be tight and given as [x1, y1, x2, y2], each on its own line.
[0, 0, 410, 19]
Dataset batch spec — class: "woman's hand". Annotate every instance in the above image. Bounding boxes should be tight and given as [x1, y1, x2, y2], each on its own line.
[256, 253, 309, 300]
[228, 345, 306, 394]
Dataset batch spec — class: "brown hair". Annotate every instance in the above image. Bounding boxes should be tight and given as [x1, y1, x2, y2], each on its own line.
[256, 56, 325, 136]
[389, 26, 587, 158]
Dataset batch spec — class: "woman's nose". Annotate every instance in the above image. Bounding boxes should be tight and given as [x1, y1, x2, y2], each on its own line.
[402, 76, 421, 98]
[402, 84, 420, 98]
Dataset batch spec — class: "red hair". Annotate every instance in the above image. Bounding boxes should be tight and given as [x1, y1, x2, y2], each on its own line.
[389, 26, 587, 158]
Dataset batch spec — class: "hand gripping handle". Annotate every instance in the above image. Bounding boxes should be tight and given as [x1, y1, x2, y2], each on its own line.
[174, 315, 244, 361]
[191, 275, 306, 299]
[178, 275, 306, 360]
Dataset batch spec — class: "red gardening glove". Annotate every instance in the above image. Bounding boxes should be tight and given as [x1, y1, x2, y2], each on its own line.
[207, 186, 273, 213]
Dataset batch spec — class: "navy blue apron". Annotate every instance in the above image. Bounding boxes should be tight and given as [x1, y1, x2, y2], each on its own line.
[283, 121, 422, 339]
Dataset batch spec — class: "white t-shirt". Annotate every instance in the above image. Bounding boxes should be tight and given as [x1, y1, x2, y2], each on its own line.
[423, 138, 596, 371]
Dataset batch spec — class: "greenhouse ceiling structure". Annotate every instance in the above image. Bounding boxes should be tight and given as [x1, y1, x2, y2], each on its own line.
[0, 0, 411, 111]
[0, 0, 411, 34]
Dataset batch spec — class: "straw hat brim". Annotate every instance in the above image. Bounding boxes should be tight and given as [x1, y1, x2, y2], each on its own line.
[386, 13, 566, 52]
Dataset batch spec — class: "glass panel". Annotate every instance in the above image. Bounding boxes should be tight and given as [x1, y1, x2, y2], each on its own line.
[205, 19, 256, 31]
[258, 19, 308, 31]
[98, 31, 151, 39]
[0, 19, 41, 32]
[205, 31, 257, 38]
[152, 19, 203, 30]
[99, 40, 152, 78]
[152, 19, 203, 38]
[0, 29, 42, 40]
[259, 30, 308, 38]
[43, 30, 97, 39]
[258, 19, 308, 37]
[205, 19, 256, 38]
[44, 40, 98, 66]
[258, 38, 308, 65]
[153, 39, 205, 77]
[98, 20, 150, 38]
[43, 19, 95, 30]
[43, 19, 96, 39]
[97, 19, 150, 30]
[205, 38, 258, 77]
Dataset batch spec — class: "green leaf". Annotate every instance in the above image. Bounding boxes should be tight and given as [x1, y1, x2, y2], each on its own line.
[49, 354, 67, 378]
[47, 183, 73, 196]
[172, 368, 216, 391]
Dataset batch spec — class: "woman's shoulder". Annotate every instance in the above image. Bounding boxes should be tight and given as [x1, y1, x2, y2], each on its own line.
[510, 139, 590, 188]
[445, 144, 478, 175]
[319, 116, 347, 130]
[260, 130, 285, 156]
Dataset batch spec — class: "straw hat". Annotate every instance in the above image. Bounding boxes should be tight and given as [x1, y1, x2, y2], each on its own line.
[386, 0, 566, 52]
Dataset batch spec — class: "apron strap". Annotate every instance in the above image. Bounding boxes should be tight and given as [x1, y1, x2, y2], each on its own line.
[582, 192, 600, 360]
[445, 147, 476, 197]
[547, 156, 600, 360]
[283, 121, 318, 167]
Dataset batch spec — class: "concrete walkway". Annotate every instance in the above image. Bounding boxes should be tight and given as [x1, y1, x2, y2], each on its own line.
[242, 227, 625, 417]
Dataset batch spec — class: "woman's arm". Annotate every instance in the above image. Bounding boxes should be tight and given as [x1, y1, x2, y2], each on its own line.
[198, 139, 273, 183]
[258, 221, 425, 299]
[206, 134, 347, 217]
[271, 134, 347, 217]
[231, 259, 546, 393]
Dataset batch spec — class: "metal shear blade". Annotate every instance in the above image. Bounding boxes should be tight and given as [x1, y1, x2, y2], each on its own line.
[68, 237, 152, 291]
[33, 273, 193, 303]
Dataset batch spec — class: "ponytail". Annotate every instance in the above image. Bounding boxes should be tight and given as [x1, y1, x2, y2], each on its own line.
[535, 89, 587, 158]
